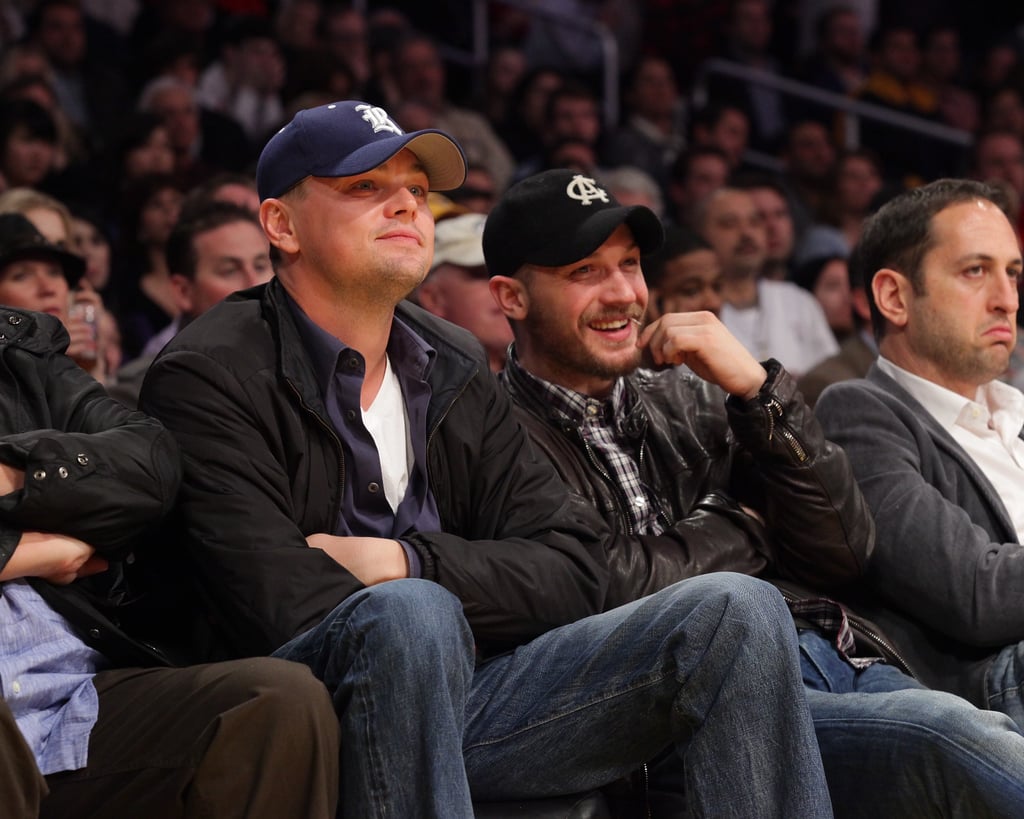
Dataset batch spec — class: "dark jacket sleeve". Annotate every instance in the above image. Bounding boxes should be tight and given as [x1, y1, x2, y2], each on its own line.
[724, 362, 872, 589]
[141, 347, 361, 656]
[816, 374, 1024, 647]
[0, 316, 181, 573]
[411, 366, 608, 642]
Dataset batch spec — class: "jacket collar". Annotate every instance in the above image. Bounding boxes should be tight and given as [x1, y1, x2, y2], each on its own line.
[866, 362, 1020, 539]
[260, 278, 479, 435]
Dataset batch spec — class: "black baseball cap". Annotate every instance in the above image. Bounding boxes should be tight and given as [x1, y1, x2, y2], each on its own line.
[0, 213, 84, 286]
[483, 169, 664, 278]
[256, 99, 467, 200]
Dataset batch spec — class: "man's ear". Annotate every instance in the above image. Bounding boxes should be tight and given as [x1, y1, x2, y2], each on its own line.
[169, 272, 194, 315]
[415, 276, 445, 315]
[489, 275, 529, 320]
[872, 267, 912, 329]
[260, 198, 299, 255]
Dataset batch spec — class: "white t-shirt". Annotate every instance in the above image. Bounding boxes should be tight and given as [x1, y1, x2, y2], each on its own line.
[720, 279, 839, 377]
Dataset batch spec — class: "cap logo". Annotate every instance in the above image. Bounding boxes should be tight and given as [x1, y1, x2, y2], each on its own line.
[565, 174, 609, 206]
[355, 103, 404, 136]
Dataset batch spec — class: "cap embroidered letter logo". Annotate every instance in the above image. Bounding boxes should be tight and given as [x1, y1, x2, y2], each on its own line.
[565, 174, 609, 206]
[355, 104, 404, 135]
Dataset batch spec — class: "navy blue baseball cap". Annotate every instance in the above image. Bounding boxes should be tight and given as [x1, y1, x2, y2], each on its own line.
[256, 100, 467, 201]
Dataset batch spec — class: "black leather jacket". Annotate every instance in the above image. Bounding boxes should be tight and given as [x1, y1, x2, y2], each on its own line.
[501, 356, 874, 610]
[141, 279, 608, 660]
[0, 307, 182, 668]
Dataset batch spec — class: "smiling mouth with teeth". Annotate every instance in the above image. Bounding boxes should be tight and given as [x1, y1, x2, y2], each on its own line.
[590, 318, 632, 331]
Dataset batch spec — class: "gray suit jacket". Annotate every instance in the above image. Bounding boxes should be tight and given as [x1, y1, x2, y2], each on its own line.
[816, 363, 1024, 704]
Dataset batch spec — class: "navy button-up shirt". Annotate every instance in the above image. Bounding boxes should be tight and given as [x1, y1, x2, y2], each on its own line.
[287, 296, 441, 575]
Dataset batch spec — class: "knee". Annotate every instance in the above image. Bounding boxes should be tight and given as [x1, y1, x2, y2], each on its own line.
[661, 572, 789, 624]
[344, 579, 474, 664]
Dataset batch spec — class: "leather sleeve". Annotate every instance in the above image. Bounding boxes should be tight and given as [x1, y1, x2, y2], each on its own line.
[724, 361, 873, 588]
[410, 366, 609, 641]
[0, 319, 181, 566]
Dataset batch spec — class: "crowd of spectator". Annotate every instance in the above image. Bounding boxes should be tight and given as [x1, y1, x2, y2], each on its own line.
[3, 0, 1024, 402]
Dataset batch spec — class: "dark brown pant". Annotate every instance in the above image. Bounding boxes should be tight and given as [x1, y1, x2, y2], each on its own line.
[4, 657, 339, 819]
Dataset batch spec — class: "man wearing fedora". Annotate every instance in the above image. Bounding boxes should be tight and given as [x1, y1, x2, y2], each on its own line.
[141, 100, 833, 817]
[0, 213, 339, 818]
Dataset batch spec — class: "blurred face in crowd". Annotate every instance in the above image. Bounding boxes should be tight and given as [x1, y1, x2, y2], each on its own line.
[835, 153, 883, 215]
[785, 121, 836, 184]
[649, 247, 724, 318]
[813, 258, 853, 335]
[233, 37, 285, 94]
[2, 126, 56, 188]
[550, 95, 601, 145]
[36, 3, 86, 69]
[629, 57, 677, 119]
[0, 256, 69, 321]
[974, 132, 1024, 196]
[173, 219, 273, 317]
[70, 215, 112, 290]
[394, 39, 445, 107]
[699, 188, 767, 279]
[148, 86, 201, 155]
[748, 185, 794, 265]
[124, 125, 176, 178]
[418, 262, 512, 370]
[139, 186, 184, 246]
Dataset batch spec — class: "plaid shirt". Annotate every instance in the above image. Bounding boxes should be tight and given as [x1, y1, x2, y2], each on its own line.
[509, 355, 662, 535]
[509, 352, 878, 668]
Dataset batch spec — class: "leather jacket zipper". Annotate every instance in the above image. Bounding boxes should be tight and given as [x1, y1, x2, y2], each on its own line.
[763, 397, 808, 463]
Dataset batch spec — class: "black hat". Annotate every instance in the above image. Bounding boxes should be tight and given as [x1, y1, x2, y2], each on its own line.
[0, 213, 85, 286]
[483, 169, 664, 278]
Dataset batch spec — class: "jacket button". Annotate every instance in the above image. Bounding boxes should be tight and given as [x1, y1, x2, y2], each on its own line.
[33, 469, 46, 480]
[58, 467, 69, 478]
[76, 454, 89, 465]
[7, 314, 22, 325]
[368, 482, 380, 493]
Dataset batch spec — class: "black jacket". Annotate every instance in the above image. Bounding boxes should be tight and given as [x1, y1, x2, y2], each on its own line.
[141, 278, 608, 660]
[0, 307, 182, 668]
[501, 357, 874, 614]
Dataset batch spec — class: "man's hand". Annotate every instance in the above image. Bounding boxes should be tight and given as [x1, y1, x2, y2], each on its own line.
[638, 312, 767, 400]
[0, 463, 24, 495]
[305, 533, 409, 585]
[0, 532, 108, 584]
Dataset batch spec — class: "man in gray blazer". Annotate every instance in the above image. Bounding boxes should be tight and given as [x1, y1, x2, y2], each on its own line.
[815, 178, 1024, 727]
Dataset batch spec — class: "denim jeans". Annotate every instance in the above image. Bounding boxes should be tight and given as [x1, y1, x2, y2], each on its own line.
[986, 641, 1024, 729]
[800, 630, 1024, 818]
[274, 574, 832, 819]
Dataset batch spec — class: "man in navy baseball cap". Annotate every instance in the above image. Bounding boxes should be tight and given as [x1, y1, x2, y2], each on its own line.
[256, 99, 466, 200]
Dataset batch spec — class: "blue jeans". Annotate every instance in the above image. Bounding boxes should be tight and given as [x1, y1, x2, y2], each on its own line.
[800, 630, 1024, 818]
[274, 574, 832, 819]
[986, 641, 1024, 729]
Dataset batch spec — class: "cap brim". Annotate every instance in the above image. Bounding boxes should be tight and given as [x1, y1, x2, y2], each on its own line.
[0, 247, 85, 287]
[315, 130, 467, 192]
[528, 205, 664, 268]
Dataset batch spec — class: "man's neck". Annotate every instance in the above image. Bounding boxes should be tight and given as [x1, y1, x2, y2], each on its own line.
[721, 274, 759, 309]
[281, 273, 394, 409]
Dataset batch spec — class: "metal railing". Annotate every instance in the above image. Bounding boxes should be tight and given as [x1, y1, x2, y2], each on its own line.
[693, 58, 974, 171]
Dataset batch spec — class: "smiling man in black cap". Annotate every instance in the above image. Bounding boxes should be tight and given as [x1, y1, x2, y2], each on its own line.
[488, 168, 1024, 816]
[141, 101, 834, 818]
